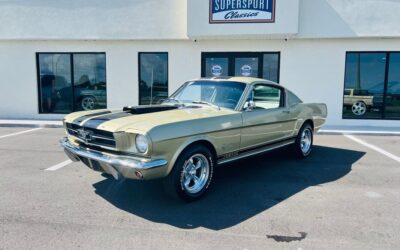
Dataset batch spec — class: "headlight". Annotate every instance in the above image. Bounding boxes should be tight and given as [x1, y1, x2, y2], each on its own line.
[135, 134, 149, 153]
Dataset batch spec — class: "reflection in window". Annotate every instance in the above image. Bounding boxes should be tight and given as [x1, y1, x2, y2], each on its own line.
[386, 53, 400, 119]
[139, 53, 168, 105]
[343, 53, 386, 118]
[263, 54, 279, 83]
[38, 54, 72, 113]
[252, 85, 282, 110]
[73, 54, 107, 111]
[37, 53, 107, 113]
[343, 52, 400, 120]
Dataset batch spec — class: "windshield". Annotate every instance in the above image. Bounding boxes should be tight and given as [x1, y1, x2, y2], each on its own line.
[167, 80, 246, 109]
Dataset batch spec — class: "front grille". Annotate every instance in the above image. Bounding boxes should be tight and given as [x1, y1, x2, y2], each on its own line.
[66, 123, 116, 148]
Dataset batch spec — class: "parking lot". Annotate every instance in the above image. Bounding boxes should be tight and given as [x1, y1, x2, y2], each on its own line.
[0, 127, 399, 249]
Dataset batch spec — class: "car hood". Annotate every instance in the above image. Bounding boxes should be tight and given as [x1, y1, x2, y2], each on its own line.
[64, 106, 238, 134]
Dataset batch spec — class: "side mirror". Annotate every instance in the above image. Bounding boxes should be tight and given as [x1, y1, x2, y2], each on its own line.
[243, 101, 255, 112]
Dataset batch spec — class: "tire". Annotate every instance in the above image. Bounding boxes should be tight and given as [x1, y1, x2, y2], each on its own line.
[81, 96, 96, 111]
[163, 144, 214, 202]
[293, 123, 313, 158]
[351, 101, 367, 116]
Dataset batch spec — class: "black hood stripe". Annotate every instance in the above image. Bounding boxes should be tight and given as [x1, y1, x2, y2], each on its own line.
[80, 105, 179, 129]
[72, 111, 112, 125]
[82, 112, 132, 129]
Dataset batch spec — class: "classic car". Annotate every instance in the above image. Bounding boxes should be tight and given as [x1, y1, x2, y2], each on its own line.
[61, 77, 327, 201]
[343, 88, 373, 116]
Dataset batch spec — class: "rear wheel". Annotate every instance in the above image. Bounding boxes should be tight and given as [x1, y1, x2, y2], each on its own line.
[293, 123, 313, 158]
[163, 144, 214, 202]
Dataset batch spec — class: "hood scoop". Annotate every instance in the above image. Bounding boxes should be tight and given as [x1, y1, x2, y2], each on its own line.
[122, 105, 179, 114]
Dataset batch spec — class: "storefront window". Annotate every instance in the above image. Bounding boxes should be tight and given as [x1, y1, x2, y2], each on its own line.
[263, 53, 279, 83]
[202, 52, 280, 82]
[37, 53, 107, 113]
[343, 52, 400, 120]
[139, 53, 168, 105]
[386, 53, 400, 119]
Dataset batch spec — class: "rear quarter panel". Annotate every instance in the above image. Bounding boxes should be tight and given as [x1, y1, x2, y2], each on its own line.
[295, 103, 327, 132]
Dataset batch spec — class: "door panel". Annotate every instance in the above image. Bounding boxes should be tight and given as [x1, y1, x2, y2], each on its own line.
[240, 109, 294, 150]
[240, 84, 295, 150]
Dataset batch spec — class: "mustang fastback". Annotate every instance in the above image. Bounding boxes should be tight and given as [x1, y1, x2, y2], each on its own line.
[61, 77, 327, 201]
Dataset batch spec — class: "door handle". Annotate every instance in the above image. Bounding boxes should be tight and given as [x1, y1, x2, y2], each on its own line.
[282, 110, 291, 114]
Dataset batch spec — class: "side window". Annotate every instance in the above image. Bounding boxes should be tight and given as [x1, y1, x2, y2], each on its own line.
[252, 85, 282, 110]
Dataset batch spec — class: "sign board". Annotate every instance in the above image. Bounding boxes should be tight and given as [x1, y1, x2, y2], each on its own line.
[209, 0, 275, 23]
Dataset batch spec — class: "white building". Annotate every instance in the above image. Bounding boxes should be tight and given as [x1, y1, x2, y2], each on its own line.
[0, 0, 399, 128]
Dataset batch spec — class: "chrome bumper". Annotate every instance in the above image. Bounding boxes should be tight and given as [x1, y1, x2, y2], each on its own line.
[60, 137, 168, 180]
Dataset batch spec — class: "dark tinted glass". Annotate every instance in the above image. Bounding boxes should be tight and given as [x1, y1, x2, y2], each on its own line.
[386, 53, 400, 119]
[234, 57, 258, 77]
[73, 54, 107, 111]
[205, 57, 229, 77]
[139, 53, 168, 105]
[263, 53, 279, 82]
[38, 53, 107, 113]
[38, 54, 72, 113]
[343, 53, 386, 119]
[202, 52, 280, 82]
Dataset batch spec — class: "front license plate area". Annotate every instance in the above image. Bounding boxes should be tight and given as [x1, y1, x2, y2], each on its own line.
[98, 162, 121, 180]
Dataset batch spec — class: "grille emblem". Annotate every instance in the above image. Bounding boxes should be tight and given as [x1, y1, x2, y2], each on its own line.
[77, 128, 94, 142]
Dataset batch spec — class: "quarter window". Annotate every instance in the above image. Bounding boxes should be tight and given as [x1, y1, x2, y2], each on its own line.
[139, 52, 168, 105]
[37, 53, 106, 114]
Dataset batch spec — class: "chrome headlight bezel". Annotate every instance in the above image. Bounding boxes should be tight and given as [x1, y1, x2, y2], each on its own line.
[135, 134, 149, 154]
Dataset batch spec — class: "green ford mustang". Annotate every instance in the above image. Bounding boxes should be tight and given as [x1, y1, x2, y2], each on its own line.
[61, 77, 327, 201]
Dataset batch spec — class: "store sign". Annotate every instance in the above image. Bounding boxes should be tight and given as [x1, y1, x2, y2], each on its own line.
[209, 0, 275, 23]
[211, 65, 223, 76]
[240, 65, 252, 76]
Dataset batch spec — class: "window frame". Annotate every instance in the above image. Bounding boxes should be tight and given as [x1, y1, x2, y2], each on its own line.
[201, 52, 280, 83]
[342, 51, 400, 120]
[138, 52, 169, 105]
[36, 52, 107, 114]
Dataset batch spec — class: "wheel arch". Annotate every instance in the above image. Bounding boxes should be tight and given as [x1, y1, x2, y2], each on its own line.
[167, 137, 218, 176]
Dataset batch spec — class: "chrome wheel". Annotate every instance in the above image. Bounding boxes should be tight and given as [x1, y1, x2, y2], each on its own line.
[300, 128, 312, 154]
[352, 101, 367, 116]
[182, 154, 210, 194]
[81, 97, 95, 110]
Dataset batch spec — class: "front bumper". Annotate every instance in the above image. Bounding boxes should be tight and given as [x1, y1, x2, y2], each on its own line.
[60, 137, 168, 180]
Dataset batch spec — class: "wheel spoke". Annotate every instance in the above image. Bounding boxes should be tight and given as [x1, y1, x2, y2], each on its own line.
[194, 161, 202, 170]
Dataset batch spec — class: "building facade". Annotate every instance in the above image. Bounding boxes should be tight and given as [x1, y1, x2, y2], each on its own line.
[0, 0, 399, 128]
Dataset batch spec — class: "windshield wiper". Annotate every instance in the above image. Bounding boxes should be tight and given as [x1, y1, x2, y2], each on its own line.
[191, 101, 221, 110]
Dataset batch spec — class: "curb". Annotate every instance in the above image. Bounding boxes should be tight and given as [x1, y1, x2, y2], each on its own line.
[0, 123, 63, 128]
[318, 130, 400, 136]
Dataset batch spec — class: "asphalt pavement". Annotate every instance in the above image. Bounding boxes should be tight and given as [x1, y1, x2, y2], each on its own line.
[0, 127, 399, 249]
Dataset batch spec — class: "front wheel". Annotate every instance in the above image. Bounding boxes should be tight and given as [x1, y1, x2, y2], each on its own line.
[293, 123, 313, 158]
[163, 145, 214, 202]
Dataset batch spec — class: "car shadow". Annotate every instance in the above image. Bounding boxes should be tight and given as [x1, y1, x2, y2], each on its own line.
[92, 146, 365, 230]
